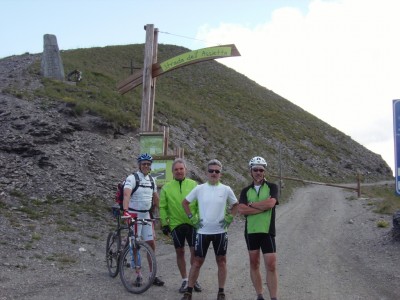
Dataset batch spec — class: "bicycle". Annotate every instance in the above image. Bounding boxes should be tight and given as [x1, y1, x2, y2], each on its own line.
[118, 212, 157, 294]
[106, 204, 128, 277]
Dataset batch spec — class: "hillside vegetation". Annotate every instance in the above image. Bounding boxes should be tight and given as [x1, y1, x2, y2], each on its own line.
[1, 44, 392, 205]
[53, 44, 391, 181]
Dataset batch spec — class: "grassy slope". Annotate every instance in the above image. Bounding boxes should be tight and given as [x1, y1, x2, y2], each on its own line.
[28, 44, 392, 190]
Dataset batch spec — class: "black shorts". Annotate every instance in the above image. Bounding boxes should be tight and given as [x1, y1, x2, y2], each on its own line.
[194, 232, 228, 258]
[245, 233, 276, 254]
[171, 223, 196, 249]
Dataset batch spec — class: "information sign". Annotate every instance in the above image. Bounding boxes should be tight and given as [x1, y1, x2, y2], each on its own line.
[139, 132, 164, 155]
[150, 158, 174, 187]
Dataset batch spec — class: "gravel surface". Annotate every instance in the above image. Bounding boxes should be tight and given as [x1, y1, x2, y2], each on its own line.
[277, 185, 399, 300]
[1, 184, 399, 300]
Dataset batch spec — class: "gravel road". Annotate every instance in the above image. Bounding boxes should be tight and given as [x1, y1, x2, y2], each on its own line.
[277, 185, 399, 300]
[1, 184, 399, 300]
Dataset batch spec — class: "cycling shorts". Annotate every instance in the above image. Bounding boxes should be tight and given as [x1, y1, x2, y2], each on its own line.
[194, 232, 228, 258]
[245, 233, 276, 254]
[171, 223, 196, 249]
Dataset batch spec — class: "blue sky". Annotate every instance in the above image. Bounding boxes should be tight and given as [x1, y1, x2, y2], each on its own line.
[2, 0, 400, 176]
[1, 0, 309, 57]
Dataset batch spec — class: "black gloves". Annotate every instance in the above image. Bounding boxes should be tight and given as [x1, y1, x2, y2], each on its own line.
[162, 225, 171, 236]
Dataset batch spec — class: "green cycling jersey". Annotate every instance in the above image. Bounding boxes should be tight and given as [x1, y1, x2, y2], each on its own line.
[159, 178, 198, 231]
[239, 180, 279, 236]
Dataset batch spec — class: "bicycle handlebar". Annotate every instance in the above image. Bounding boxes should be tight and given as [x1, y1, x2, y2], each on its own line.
[121, 216, 157, 225]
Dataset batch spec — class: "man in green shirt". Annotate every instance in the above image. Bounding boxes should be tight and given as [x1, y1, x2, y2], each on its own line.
[159, 158, 202, 294]
[238, 156, 279, 300]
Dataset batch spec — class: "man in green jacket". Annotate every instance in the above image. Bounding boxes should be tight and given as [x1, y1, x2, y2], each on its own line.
[159, 158, 202, 294]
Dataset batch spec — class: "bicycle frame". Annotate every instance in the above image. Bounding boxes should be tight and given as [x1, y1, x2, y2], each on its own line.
[118, 214, 157, 294]
[126, 217, 143, 269]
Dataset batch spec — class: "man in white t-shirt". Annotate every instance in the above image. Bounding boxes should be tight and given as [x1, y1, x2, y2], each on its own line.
[181, 159, 238, 300]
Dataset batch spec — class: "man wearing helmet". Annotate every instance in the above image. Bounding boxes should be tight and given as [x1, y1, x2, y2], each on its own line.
[238, 156, 279, 300]
[122, 153, 165, 286]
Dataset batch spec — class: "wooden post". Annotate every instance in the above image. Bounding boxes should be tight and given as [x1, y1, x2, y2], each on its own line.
[148, 28, 158, 132]
[357, 173, 361, 197]
[141, 24, 155, 132]
[163, 126, 169, 156]
[115, 25, 240, 161]
[278, 143, 284, 191]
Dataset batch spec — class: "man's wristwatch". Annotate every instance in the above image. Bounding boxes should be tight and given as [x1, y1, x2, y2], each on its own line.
[187, 213, 193, 219]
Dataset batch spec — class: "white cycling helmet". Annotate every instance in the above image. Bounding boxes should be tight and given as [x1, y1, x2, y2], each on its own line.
[249, 156, 267, 169]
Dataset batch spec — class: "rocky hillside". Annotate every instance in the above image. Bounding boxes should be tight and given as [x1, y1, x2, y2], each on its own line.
[0, 54, 139, 207]
[0, 51, 393, 210]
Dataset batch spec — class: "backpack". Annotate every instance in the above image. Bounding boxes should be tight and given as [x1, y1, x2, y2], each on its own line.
[115, 172, 155, 210]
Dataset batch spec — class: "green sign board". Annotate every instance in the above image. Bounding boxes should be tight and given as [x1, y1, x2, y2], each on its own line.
[151, 159, 174, 187]
[160, 46, 233, 72]
[117, 44, 240, 94]
[140, 133, 164, 155]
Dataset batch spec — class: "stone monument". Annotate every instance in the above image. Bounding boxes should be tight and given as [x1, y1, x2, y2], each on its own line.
[41, 34, 65, 81]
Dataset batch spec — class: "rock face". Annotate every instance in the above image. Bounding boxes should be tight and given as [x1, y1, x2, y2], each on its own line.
[0, 93, 133, 203]
[1, 54, 139, 206]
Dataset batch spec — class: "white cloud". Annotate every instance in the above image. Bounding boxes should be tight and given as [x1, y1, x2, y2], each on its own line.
[197, 0, 400, 174]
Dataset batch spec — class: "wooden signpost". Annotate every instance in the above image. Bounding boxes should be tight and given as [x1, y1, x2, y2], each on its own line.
[117, 24, 240, 185]
[117, 43, 241, 95]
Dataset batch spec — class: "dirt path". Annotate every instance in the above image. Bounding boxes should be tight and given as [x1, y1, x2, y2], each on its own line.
[1, 184, 399, 300]
[277, 185, 399, 300]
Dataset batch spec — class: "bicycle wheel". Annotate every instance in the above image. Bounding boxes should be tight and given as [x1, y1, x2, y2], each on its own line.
[119, 241, 157, 294]
[106, 231, 121, 277]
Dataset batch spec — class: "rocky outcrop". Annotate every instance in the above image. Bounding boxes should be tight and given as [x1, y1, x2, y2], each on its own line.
[0, 54, 141, 206]
[0, 92, 138, 204]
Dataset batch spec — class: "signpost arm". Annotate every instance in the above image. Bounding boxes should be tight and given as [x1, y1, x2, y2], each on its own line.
[117, 44, 241, 94]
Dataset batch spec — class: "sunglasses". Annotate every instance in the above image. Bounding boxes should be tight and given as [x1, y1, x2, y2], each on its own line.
[208, 169, 221, 174]
[252, 168, 265, 173]
[141, 162, 152, 166]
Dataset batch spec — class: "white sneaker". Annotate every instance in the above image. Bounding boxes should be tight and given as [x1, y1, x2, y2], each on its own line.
[179, 280, 188, 293]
